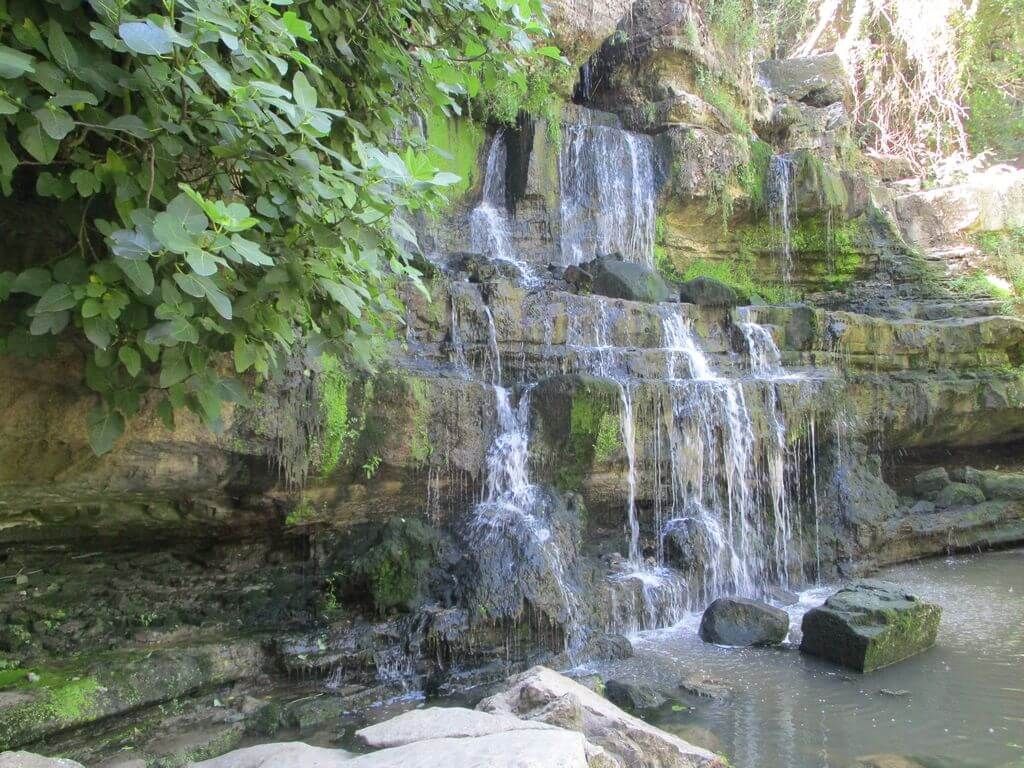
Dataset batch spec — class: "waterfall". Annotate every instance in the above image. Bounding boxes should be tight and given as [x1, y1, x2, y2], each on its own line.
[657, 307, 806, 605]
[558, 120, 656, 267]
[766, 154, 796, 282]
[469, 132, 536, 284]
[737, 310, 787, 379]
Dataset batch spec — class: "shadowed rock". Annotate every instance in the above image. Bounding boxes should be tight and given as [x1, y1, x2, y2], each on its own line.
[698, 597, 789, 647]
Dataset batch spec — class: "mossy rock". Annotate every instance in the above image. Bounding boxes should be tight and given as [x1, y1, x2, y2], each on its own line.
[800, 580, 941, 672]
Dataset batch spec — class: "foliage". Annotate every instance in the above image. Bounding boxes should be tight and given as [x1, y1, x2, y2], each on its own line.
[0, 0, 552, 454]
[958, 228, 1024, 312]
[741, 139, 773, 212]
[960, 0, 1024, 155]
[705, 0, 759, 54]
[696, 68, 751, 136]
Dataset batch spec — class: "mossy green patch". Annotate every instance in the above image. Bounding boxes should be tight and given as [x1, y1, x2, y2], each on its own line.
[696, 68, 751, 136]
[318, 354, 353, 477]
[350, 518, 439, 615]
[557, 381, 620, 491]
[678, 258, 794, 305]
[0, 667, 102, 748]
[424, 110, 486, 199]
[408, 378, 432, 466]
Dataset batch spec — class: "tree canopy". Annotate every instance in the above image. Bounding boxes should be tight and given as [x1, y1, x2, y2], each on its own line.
[0, 0, 554, 453]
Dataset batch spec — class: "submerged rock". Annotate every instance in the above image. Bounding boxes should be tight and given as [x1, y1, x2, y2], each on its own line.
[698, 597, 789, 647]
[603, 679, 668, 713]
[590, 258, 672, 303]
[800, 580, 941, 672]
[477, 665, 724, 768]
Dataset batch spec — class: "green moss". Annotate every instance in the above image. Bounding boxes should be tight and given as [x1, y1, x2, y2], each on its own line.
[424, 110, 486, 199]
[795, 152, 848, 212]
[680, 258, 794, 305]
[973, 227, 1024, 298]
[319, 354, 353, 477]
[285, 499, 317, 527]
[350, 518, 439, 615]
[408, 378, 432, 466]
[706, 0, 759, 53]
[696, 68, 751, 135]
[556, 382, 619, 491]
[0, 667, 102, 747]
[475, 59, 574, 134]
[741, 138, 773, 211]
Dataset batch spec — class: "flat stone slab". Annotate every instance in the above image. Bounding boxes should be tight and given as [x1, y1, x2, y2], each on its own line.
[800, 580, 941, 672]
[0, 754, 84, 768]
[355, 707, 556, 749]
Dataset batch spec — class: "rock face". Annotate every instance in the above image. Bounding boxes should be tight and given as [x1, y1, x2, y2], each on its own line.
[800, 581, 942, 672]
[477, 666, 723, 768]
[590, 258, 672, 303]
[698, 597, 789, 647]
[757, 54, 850, 107]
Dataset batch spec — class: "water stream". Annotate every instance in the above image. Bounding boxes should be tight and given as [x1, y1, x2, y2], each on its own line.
[767, 154, 796, 282]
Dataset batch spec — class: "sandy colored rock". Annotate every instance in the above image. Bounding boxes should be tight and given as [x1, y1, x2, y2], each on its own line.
[192, 743, 354, 768]
[355, 706, 557, 749]
[477, 666, 724, 768]
[0, 754, 84, 768]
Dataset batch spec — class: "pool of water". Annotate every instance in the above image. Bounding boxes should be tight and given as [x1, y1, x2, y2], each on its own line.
[590, 548, 1024, 768]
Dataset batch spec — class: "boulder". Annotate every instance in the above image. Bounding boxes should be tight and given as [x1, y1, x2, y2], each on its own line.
[976, 470, 1024, 500]
[178, 743, 352, 768]
[677, 277, 740, 308]
[0, 754, 84, 768]
[800, 580, 941, 672]
[347, 731, 591, 768]
[912, 467, 950, 498]
[477, 666, 724, 768]
[934, 482, 986, 509]
[698, 597, 789, 647]
[581, 633, 634, 661]
[355, 707, 556, 749]
[603, 680, 668, 713]
[757, 54, 850, 107]
[590, 259, 672, 304]
[678, 674, 730, 701]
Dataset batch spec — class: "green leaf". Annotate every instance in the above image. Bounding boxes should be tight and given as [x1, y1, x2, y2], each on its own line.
[158, 348, 189, 387]
[19, 122, 59, 163]
[35, 283, 76, 313]
[82, 298, 103, 318]
[86, 404, 124, 455]
[110, 229, 160, 260]
[115, 257, 155, 295]
[104, 115, 151, 138]
[118, 21, 173, 56]
[319, 278, 363, 318]
[185, 248, 217, 277]
[229, 235, 274, 266]
[0, 136, 15, 194]
[146, 318, 198, 346]
[12, 268, 52, 296]
[172, 272, 205, 298]
[70, 168, 100, 197]
[29, 310, 69, 336]
[83, 315, 112, 349]
[52, 89, 99, 107]
[47, 22, 78, 71]
[281, 12, 315, 41]
[198, 279, 232, 320]
[293, 71, 317, 110]
[34, 107, 75, 140]
[233, 337, 258, 373]
[0, 46, 34, 78]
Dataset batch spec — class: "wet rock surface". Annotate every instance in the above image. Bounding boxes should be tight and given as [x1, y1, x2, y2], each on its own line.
[698, 598, 790, 647]
[800, 580, 941, 672]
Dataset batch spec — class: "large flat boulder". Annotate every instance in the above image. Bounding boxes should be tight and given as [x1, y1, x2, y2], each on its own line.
[192, 743, 354, 768]
[477, 666, 724, 768]
[698, 597, 789, 647]
[0, 754, 84, 768]
[800, 580, 941, 672]
[346, 731, 590, 768]
[355, 707, 556, 749]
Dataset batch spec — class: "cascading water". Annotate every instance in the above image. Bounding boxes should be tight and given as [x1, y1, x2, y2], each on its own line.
[657, 307, 806, 606]
[558, 118, 656, 267]
[766, 154, 796, 282]
[737, 309, 787, 379]
[469, 132, 536, 284]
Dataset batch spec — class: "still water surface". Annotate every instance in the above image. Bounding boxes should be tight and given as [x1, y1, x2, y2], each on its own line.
[594, 548, 1024, 768]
